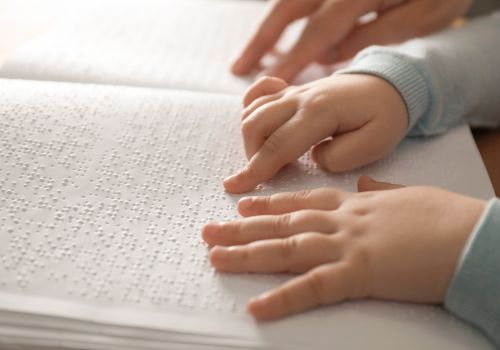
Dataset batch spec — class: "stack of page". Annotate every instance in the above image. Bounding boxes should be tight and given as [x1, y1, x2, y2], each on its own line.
[0, 0, 495, 349]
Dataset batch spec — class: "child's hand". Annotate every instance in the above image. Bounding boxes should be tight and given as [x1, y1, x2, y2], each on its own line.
[224, 75, 408, 194]
[232, 0, 471, 81]
[203, 176, 486, 320]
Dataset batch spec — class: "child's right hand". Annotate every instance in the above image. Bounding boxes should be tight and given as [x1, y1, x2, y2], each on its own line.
[206, 177, 487, 320]
[224, 75, 409, 194]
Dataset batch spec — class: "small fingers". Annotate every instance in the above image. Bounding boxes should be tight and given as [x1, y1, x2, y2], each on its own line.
[202, 210, 338, 246]
[237, 188, 348, 217]
[225, 109, 335, 194]
[209, 233, 340, 274]
[243, 76, 289, 108]
[248, 263, 356, 320]
[241, 100, 296, 159]
[241, 94, 284, 121]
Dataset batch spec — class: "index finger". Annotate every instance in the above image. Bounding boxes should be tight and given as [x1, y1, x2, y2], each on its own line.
[231, 1, 320, 76]
[224, 110, 336, 194]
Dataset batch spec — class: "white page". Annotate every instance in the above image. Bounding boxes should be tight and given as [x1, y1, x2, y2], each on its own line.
[0, 0, 333, 94]
[0, 79, 494, 349]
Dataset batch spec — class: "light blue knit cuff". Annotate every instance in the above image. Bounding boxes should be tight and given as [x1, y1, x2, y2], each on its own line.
[445, 198, 500, 347]
[336, 50, 431, 133]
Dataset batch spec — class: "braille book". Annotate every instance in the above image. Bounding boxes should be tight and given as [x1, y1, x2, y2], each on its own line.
[0, 0, 495, 349]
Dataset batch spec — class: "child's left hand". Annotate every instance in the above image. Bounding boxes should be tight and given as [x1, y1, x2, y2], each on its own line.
[223, 74, 408, 194]
[202, 176, 486, 320]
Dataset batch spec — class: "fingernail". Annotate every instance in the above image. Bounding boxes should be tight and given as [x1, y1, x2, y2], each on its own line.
[238, 197, 254, 211]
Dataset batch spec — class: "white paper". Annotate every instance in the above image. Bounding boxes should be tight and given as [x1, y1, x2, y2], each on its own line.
[0, 0, 333, 94]
[0, 78, 494, 349]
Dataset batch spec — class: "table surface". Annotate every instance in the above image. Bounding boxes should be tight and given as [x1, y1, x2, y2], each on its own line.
[0, 0, 498, 195]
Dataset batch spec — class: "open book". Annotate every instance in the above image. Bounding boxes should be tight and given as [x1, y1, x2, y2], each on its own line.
[0, 0, 495, 349]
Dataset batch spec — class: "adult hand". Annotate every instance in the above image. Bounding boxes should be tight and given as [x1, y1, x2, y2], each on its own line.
[231, 0, 471, 82]
[203, 177, 486, 320]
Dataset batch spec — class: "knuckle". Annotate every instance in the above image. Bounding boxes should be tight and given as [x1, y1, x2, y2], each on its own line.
[262, 132, 282, 155]
[273, 213, 292, 237]
[259, 195, 273, 211]
[341, 198, 372, 217]
[343, 221, 365, 239]
[237, 246, 250, 265]
[228, 220, 242, 234]
[291, 189, 313, 207]
[348, 244, 371, 269]
[340, 261, 371, 299]
[277, 288, 297, 314]
[241, 117, 257, 137]
[307, 270, 328, 304]
[281, 236, 300, 260]
[300, 92, 335, 116]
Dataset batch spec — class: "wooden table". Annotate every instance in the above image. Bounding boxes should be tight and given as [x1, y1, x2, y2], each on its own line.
[473, 129, 500, 196]
[0, 1, 498, 195]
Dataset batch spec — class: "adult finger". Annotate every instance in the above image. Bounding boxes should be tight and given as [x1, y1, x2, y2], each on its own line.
[231, 0, 321, 76]
[243, 76, 289, 108]
[318, 0, 468, 65]
[209, 232, 340, 273]
[357, 175, 404, 192]
[224, 109, 336, 194]
[248, 263, 358, 320]
[202, 210, 338, 246]
[237, 188, 348, 217]
[267, 0, 381, 81]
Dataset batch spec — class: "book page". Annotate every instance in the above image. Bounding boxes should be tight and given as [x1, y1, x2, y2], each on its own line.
[0, 0, 334, 94]
[0, 78, 494, 349]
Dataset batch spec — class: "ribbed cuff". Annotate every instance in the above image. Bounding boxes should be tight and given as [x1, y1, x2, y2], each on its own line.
[445, 198, 500, 347]
[336, 49, 431, 133]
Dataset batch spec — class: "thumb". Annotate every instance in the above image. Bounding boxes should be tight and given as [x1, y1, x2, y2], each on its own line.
[311, 121, 394, 173]
[357, 175, 404, 192]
